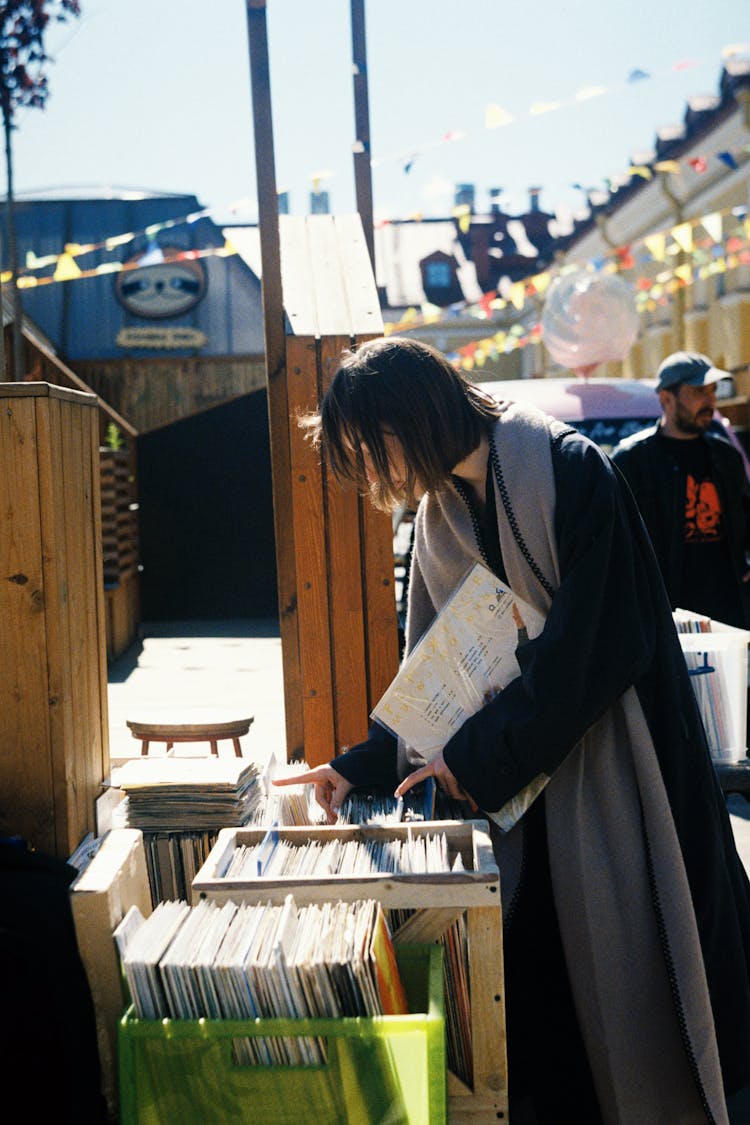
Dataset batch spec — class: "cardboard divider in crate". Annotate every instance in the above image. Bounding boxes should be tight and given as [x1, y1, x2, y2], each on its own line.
[192, 819, 507, 1124]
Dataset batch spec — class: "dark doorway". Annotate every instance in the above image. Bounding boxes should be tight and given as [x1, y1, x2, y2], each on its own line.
[137, 390, 278, 620]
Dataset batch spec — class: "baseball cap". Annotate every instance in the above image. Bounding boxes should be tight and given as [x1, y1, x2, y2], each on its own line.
[655, 351, 730, 392]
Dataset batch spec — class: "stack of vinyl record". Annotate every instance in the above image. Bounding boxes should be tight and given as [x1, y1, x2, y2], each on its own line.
[116, 757, 263, 830]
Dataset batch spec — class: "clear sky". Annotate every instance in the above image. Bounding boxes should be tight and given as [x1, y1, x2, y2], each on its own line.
[7, 0, 750, 230]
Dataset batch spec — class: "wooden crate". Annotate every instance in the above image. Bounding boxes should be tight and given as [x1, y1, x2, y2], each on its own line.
[0, 382, 109, 858]
[192, 819, 507, 1123]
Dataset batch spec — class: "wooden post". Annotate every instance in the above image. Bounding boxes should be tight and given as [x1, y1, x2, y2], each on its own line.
[350, 0, 376, 273]
[245, 6, 400, 765]
[245, 0, 303, 758]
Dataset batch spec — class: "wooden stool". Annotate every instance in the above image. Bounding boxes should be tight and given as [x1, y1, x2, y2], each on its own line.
[125, 718, 253, 758]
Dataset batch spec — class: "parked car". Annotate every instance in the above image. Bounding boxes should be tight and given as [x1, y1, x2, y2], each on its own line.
[479, 376, 660, 454]
[479, 374, 750, 472]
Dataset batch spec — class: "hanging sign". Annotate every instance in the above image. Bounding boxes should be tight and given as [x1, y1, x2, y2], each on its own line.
[115, 327, 208, 349]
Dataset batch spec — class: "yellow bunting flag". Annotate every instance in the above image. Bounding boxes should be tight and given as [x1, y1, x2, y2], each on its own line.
[629, 165, 653, 180]
[529, 101, 561, 115]
[510, 282, 526, 311]
[533, 271, 551, 295]
[700, 212, 723, 244]
[653, 160, 682, 174]
[644, 233, 666, 262]
[26, 250, 58, 270]
[485, 104, 514, 128]
[671, 221, 694, 254]
[575, 86, 607, 101]
[105, 232, 135, 251]
[215, 239, 238, 257]
[54, 253, 83, 282]
[674, 263, 693, 284]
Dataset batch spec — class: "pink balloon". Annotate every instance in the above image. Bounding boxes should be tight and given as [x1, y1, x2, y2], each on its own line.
[542, 270, 638, 377]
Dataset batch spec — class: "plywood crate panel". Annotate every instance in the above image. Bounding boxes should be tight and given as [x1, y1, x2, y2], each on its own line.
[0, 382, 109, 857]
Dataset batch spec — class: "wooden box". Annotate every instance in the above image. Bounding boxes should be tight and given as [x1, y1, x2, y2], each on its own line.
[71, 828, 152, 1123]
[0, 382, 109, 857]
[192, 819, 507, 1123]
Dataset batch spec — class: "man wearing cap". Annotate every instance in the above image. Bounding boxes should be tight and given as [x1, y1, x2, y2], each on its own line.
[611, 351, 750, 629]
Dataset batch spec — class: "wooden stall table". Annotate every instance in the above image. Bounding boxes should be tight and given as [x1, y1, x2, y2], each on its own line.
[125, 717, 253, 758]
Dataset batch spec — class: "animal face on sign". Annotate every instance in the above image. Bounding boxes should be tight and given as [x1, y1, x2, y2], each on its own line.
[116, 249, 207, 319]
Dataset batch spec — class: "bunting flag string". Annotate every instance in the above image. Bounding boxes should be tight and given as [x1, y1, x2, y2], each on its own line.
[383, 203, 750, 366]
[368, 43, 749, 183]
[17, 205, 215, 278]
[445, 222, 750, 370]
[2, 238, 239, 290]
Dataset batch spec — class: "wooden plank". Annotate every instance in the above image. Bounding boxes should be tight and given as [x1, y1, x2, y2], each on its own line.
[0, 380, 97, 405]
[334, 214, 382, 337]
[0, 395, 54, 850]
[320, 332, 370, 751]
[58, 396, 94, 855]
[287, 335, 335, 764]
[307, 215, 352, 339]
[35, 394, 76, 857]
[463, 905, 508, 1118]
[88, 404, 110, 782]
[279, 216, 317, 338]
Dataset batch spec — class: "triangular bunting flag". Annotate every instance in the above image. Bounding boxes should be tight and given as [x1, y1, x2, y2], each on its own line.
[717, 151, 739, 171]
[700, 212, 723, 244]
[653, 160, 682, 174]
[510, 282, 526, 310]
[671, 221, 694, 254]
[485, 104, 514, 129]
[54, 253, 83, 282]
[644, 233, 666, 262]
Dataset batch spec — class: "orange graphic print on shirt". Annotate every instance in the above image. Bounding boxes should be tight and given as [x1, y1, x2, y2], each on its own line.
[685, 473, 723, 542]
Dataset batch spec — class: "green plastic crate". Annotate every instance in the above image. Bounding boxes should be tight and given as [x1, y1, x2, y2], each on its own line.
[118, 943, 446, 1125]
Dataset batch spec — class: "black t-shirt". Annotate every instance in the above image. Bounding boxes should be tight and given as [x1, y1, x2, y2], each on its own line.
[659, 433, 743, 626]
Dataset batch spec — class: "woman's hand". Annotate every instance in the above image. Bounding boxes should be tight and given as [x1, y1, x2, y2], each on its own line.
[272, 766, 354, 825]
[394, 751, 478, 811]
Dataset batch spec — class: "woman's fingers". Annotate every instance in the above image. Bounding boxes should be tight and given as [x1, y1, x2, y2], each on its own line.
[272, 767, 329, 787]
[270, 766, 353, 823]
[394, 764, 433, 797]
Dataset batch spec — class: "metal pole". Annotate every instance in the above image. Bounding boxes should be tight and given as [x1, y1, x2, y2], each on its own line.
[350, 0, 375, 274]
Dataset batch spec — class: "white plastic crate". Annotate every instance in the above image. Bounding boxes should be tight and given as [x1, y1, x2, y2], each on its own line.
[675, 610, 750, 763]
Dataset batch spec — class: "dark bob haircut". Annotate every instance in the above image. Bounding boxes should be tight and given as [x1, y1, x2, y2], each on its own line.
[302, 336, 501, 512]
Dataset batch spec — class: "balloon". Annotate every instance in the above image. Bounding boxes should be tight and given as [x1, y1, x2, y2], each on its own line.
[541, 270, 638, 377]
